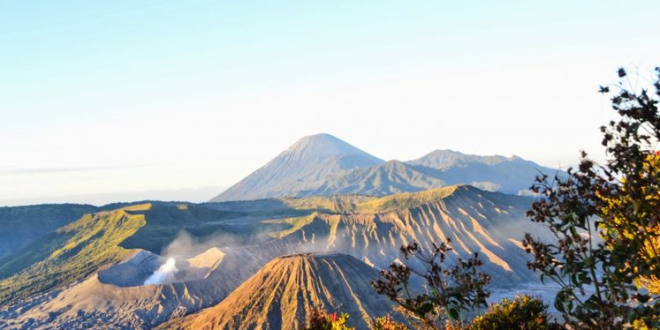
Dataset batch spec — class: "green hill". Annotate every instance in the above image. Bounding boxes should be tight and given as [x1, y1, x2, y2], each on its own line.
[0, 204, 97, 260]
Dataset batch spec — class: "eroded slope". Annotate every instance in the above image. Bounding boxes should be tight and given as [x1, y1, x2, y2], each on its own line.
[162, 254, 394, 330]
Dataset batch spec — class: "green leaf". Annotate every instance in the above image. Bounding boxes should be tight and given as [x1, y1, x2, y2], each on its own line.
[448, 307, 459, 321]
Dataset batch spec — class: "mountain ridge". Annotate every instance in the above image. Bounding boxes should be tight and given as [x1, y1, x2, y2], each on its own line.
[407, 149, 522, 169]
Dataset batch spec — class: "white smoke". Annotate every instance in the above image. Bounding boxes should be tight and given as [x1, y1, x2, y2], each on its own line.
[144, 257, 178, 285]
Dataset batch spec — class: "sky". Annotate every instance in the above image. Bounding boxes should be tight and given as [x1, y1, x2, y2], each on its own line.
[1, 0, 659, 206]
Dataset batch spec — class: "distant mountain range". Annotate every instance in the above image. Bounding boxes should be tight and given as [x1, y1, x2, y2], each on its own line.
[212, 133, 560, 202]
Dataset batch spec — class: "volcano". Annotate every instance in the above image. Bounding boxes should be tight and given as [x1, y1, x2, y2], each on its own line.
[211, 134, 384, 201]
[162, 253, 397, 330]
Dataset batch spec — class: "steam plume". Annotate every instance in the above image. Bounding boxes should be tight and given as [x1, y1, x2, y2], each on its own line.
[144, 257, 178, 285]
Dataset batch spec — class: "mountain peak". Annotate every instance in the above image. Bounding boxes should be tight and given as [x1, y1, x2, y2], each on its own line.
[293, 133, 337, 143]
[288, 133, 337, 148]
[211, 134, 384, 202]
[429, 149, 464, 155]
[284, 133, 375, 160]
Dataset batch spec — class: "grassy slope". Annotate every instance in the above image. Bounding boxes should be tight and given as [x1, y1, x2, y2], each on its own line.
[281, 195, 374, 213]
[356, 185, 461, 213]
[0, 204, 97, 260]
[265, 187, 463, 238]
[0, 205, 149, 305]
[277, 185, 463, 214]
[119, 203, 248, 253]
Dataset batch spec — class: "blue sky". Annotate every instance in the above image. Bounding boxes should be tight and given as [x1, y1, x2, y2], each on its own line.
[1, 0, 659, 205]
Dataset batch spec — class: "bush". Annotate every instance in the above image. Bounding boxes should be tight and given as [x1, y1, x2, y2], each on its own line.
[371, 241, 490, 329]
[469, 295, 550, 330]
[523, 67, 660, 329]
[305, 307, 355, 330]
[372, 315, 409, 330]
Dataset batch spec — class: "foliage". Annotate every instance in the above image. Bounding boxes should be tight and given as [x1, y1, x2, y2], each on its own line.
[371, 240, 490, 329]
[523, 67, 660, 329]
[372, 315, 410, 330]
[468, 295, 551, 330]
[305, 307, 356, 330]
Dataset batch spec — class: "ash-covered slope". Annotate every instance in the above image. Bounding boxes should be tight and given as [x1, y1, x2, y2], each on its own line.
[162, 253, 394, 330]
[1, 248, 243, 330]
[211, 134, 384, 202]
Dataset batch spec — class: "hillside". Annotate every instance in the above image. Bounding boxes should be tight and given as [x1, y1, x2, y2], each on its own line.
[211, 133, 384, 201]
[161, 254, 395, 330]
[259, 185, 544, 285]
[0, 204, 97, 260]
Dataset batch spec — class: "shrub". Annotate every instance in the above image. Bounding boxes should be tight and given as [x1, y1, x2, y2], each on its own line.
[371, 241, 490, 329]
[523, 67, 660, 329]
[305, 307, 355, 330]
[372, 315, 409, 330]
[469, 295, 550, 330]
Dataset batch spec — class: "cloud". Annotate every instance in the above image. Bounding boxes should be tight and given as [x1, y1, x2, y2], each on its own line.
[0, 186, 225, 207]
[0, 165, 146, 175]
